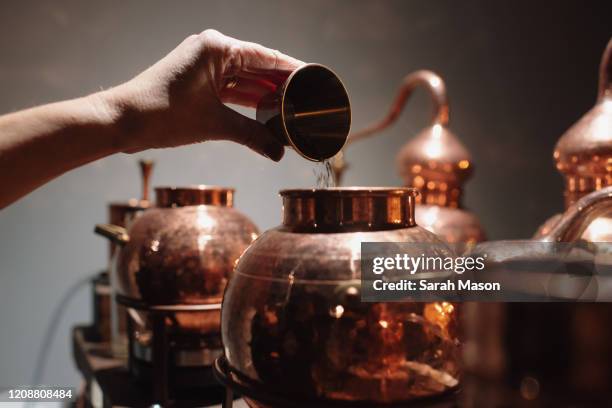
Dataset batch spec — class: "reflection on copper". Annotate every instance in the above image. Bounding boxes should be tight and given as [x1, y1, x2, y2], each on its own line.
[222, 188, 461, 404]
[293, 107, 350, 119]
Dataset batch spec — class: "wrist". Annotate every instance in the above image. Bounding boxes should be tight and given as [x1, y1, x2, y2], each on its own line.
[86, 85, 145, 153]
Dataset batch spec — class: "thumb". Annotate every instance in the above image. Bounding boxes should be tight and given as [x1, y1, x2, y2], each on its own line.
[212, 104, 285, 162]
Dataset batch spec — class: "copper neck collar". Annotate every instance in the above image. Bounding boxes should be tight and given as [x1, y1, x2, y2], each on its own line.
[155, 186, 234, 208]
[412, 183, 462, 208]
[563, 175, 612, 208]
[280, 187, 417, 232]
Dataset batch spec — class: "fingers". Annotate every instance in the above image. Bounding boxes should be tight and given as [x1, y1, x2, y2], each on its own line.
[234, 40, 304, 74]
[200, 29, 304, 77]
[219, 77, 277, 107]
[212, 104, 285, 161]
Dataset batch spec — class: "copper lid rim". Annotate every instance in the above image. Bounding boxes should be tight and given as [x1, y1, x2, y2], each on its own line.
[279, 187, 419, 197]
[108, 199, 150, 208]
[155, 185, 235, 208]
[154, 185, 235, 193]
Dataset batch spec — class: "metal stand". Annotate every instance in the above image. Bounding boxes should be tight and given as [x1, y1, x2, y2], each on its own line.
[118, 294, 225, 406]
[212, 356, 458, 408]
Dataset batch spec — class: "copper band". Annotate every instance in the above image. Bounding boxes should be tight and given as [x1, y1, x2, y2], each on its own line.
[155, 186, 234, 208]
[280, 187, 418, 231]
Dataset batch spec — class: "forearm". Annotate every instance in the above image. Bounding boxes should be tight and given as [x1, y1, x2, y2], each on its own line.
[0, 92, 123, 208]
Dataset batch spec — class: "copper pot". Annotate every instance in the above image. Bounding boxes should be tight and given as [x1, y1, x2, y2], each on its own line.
[96, 185, 259, 367]
[348, 70, 485, 244]
[221, 188, 462, 406]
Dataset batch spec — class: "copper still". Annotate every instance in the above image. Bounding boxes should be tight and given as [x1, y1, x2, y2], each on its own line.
[347, 70, 485, 244]
[535, 38, 612, 241]
[221, 188, 461, 406]
[95, 185, 258, 396]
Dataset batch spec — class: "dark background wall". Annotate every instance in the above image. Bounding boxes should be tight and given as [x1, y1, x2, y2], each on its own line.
[0, 0, 610, 388]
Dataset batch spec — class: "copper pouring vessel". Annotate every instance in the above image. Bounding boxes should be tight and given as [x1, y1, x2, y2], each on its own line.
[221, 188, 462, 406]
[256, 63, 351, 162]
[95, 185, 259, 370]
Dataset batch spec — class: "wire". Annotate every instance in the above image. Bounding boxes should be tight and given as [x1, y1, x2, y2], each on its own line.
[30, 273, 94, 387]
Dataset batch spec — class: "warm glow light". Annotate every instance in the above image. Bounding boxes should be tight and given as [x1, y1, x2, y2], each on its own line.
[331, 305, 345, 319]
[196, 206, 214, 250]
[150, 239, 160, 252]
[379, 320, 389, 329]
[584, 217, 612, 240]
[424, 140, 443, 158]
[458, 160, 470, 169]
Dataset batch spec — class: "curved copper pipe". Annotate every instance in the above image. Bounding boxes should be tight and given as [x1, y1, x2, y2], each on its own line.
[544, 186, 612, 242]
[349, 70, 449, 143]
[598, 38, 612, 101]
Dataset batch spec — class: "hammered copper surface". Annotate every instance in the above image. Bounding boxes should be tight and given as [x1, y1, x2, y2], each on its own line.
[100, 186, 259, 367]
[115, 186, 258, 305]
[222, 188, 462, 404]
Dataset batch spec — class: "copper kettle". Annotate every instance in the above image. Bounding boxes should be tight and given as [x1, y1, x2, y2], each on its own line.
[347, 70, 485, 244]
[221, 188, 461, 406]
[96, 185, 259, 369]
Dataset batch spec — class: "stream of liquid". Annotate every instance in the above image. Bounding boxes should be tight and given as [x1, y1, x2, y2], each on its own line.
[314, 159, 335, 188]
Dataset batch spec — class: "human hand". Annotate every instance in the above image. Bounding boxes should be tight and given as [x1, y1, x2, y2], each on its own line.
[98, 29, 304, 161]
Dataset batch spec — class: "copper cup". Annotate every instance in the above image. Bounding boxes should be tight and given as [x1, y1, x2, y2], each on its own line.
[256, 63, 351, 161]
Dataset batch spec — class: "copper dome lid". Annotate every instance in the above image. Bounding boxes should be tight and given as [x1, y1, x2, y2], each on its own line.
[350, 70, 472, 208]
[554, 38, 612, 207]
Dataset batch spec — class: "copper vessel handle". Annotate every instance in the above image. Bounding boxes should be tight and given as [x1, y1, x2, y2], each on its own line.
[94, 223, 130, 245]
[544, 186, 612, 242]
[349, 70, 449, 143]
[139, 159, 154, 202]
[598, 38, 612, 102]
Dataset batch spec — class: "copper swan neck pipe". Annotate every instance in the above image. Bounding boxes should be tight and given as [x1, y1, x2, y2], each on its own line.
[598, 38, 612, 102]
[349, 70, 449, 143]
[544, 186, 612, 242]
